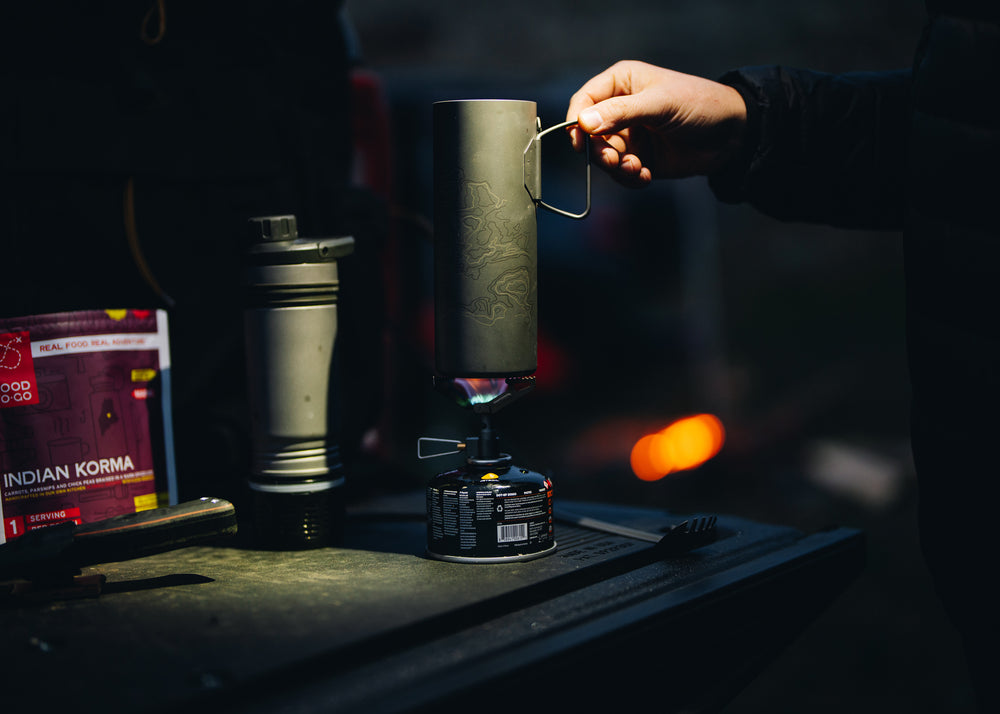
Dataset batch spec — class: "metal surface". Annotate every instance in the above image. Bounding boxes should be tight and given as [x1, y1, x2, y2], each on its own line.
[0, 494, 864, 714]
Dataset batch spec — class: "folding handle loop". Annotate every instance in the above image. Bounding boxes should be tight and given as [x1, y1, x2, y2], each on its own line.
[524, 119, 591, 220]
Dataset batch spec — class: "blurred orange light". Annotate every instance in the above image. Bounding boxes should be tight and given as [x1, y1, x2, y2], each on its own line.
[630, 434, 663, 482]
[630, 414, 725, 482]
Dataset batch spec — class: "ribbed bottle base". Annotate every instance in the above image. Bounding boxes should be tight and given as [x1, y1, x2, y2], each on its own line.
[252, 486, 345, 549]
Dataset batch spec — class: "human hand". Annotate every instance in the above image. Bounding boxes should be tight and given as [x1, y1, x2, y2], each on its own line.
[566, 60, 747, 187]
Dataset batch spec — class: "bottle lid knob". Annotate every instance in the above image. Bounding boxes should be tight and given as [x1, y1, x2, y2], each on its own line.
[249, 215, 298, 242]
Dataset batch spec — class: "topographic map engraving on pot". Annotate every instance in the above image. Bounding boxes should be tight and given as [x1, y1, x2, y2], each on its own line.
[457, 178, 536, 328]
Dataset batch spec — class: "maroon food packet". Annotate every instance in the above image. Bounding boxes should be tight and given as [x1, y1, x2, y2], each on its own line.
[0, 309, 176, 543]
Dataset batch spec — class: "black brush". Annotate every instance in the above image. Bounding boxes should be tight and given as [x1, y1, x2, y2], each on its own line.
[555, 508, 719, 556]
[655, 515, 719, 556]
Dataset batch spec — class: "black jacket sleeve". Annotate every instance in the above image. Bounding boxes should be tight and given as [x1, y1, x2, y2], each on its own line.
[708, 66, 911, 231]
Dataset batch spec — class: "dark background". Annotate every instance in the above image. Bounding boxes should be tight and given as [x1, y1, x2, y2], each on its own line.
[1, 0, 976, 710]
[344, 1, 979, 712]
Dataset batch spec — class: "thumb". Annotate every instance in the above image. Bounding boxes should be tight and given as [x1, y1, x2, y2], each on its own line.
[577, 95, 652, 136]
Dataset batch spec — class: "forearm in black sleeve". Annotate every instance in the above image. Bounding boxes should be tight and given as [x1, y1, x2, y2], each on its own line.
[708, 66, 911, 231]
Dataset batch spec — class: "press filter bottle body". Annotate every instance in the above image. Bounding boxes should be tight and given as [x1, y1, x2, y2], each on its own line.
[243, 215, 354, 548]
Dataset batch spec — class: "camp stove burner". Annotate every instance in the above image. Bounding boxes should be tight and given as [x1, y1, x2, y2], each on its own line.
[419, 412, 555, 563]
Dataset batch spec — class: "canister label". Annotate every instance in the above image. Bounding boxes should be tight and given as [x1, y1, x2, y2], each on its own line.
[426, 469, 554, 561]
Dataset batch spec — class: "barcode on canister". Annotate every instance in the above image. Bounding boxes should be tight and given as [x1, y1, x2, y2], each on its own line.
[497, 523, 528, 543]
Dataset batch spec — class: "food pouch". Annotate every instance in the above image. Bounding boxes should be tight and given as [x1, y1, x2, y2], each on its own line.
[0, 309, 176, 543]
